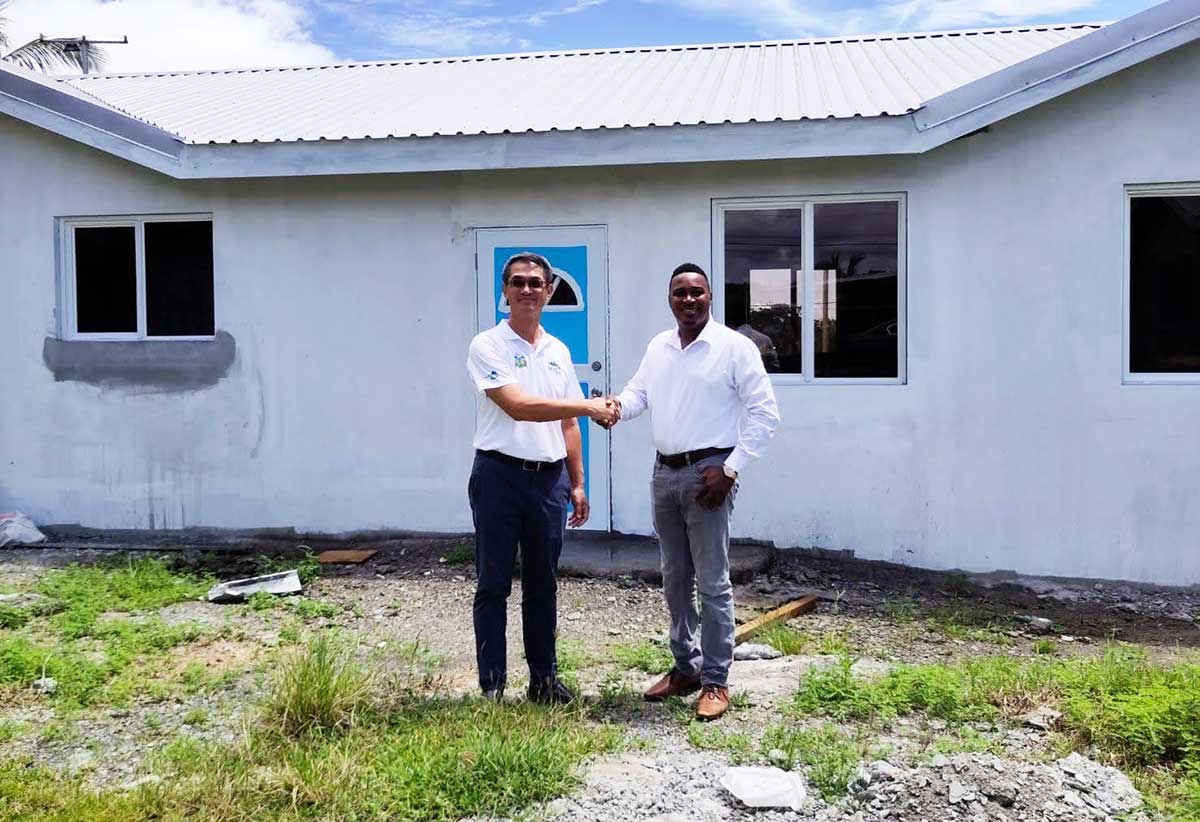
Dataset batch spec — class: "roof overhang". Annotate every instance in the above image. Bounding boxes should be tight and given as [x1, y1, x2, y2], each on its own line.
[2, 0, 1198, 180]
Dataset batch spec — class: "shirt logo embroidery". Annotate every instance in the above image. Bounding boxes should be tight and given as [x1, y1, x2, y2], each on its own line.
[547, 360, 562, 371]
[514, 354, 528, 369]
[486, 369, 500, 381]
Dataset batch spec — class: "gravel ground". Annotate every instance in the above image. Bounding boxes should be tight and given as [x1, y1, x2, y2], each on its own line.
[2, 541, 1195, 819]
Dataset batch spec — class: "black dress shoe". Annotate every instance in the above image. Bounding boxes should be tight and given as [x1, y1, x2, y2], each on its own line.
[528, 677, 575, 705]
[482, 687, 504, 702]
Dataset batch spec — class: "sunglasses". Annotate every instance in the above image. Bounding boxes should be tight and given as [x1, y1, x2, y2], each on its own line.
[507, 277, 549, 291]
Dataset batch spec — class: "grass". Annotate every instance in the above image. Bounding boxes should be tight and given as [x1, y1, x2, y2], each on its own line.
[1033, 638, 1058, 655]
[609, 638, 672, 674]
[755, 623, 811, 655]
[686, 723, 754, 760]
[290, 598, 342, 621]
[442, 540, 476, 566]
[792, 646, 1200, 819]
[883, 597, 917, 624]
[36, 558, 211, 640]
[0, 604, 31, 630]
[814, 630, 855, 656]
[0, 635, 623, 822]
[761, 723, 881, 802]
[265, 633, 375, 735]
[0, 617, 202, 706]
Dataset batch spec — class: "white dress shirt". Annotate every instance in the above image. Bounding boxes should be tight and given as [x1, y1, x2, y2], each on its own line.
[616, 319, 780, 474]
[467, 321, 583, 462]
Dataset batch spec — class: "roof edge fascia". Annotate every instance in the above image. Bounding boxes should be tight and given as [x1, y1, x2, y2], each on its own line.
[173, 116, 923, 179]
[0, 66, 183, 175]
[914, 0, 1200, 147]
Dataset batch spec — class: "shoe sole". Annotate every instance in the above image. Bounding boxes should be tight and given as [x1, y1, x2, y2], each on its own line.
[643, 682, 701, 702]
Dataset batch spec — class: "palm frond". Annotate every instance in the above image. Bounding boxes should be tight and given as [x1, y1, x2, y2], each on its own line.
[3, 37, 107, 73]
[0, 0, 11, 53]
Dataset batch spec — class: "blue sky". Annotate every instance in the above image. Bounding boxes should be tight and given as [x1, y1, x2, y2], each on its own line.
[313, 0, 1163, 60]
[4, 0, 1166, 73]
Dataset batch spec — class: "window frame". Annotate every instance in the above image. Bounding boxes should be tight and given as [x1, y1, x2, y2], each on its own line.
[712, 192, 907, 386]
[1123, 183, 1200, 385]
[57, 213, 216, 342]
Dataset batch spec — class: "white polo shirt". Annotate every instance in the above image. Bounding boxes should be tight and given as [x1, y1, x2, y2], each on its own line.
[467, 321, 583, 462]
[615, 319, 780, 475]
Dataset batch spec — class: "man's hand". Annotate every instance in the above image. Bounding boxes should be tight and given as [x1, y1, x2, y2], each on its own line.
[592, 396, 622, 430]
[584, 397, 619, 428]
[568, 486, 590, 527]
[695, 466, 735, 510]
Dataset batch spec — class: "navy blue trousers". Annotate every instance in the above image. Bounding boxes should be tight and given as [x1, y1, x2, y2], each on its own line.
[468, 450, 569, 692]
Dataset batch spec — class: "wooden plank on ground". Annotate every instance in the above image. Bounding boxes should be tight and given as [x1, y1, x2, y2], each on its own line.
[733, 595, 819, 645]
[317, 548, 378, 564]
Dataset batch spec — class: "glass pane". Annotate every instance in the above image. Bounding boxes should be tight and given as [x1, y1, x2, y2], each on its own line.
[74, 226, 137, 334]
[723, 208, 803, 373]
[813, 201, 899, 378]
[145, 221, 215, 337]
[1130, 196, 1200, 373]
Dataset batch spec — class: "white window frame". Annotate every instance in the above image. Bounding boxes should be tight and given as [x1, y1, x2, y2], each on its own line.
[1123, 183, 1200, 385]
[57, 213, 215, 342]
[712, 193, 907, 386]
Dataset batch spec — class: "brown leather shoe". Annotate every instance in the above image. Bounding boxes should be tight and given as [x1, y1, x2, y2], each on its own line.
[643, 668, 701, 702]
[695, 684, 730, 721]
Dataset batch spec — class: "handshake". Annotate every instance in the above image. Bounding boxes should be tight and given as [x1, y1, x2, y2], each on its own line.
[584, 396, 622, 429]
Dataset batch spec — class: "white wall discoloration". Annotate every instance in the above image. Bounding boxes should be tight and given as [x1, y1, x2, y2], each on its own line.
[3, 43, 1200, 583]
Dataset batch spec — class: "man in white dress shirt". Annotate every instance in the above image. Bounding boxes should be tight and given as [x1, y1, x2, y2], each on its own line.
[466, 252, 618, 704]
[611, 262, 779, 720]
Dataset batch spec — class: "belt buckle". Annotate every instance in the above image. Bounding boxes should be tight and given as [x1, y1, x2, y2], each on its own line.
[521, 459, 540, 472]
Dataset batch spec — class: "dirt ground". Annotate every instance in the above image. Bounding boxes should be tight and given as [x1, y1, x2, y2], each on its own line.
[2, 541, 1197, 819]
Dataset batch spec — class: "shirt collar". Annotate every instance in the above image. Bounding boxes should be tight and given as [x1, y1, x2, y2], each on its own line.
[499, 319, 548, 351]
[669, 317, 719, 350]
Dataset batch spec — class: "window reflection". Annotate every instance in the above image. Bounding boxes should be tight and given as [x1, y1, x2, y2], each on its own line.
[1130, 195, 1200, 373]
[813, 201, 899, 378]
[723, 209, 803, 373]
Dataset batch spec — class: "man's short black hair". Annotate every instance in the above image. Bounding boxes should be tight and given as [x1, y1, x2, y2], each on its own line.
[670, 262, 710, 287]
[501, 252, 557, 285]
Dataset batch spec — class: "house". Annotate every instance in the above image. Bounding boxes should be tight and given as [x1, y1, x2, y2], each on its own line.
[2, 0, 1199, 584]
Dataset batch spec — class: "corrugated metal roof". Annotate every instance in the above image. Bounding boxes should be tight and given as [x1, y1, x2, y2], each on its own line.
[58, 24, 1102, 145]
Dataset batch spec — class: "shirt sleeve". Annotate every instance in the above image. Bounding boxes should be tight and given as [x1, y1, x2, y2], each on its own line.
[725, 337, 781, 475]
[466, 335, 516, 393]
[614, 345, 652, 421]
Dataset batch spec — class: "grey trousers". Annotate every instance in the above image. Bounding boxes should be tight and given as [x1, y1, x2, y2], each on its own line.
[651, 453, 737, 687]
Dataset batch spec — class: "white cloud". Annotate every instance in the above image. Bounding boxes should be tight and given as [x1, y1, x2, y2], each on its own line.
[359, 0, 607, 57]
[647, 0, 1105, 37]
[1, 0, 337, 74]
[887, 0, 1100, 29]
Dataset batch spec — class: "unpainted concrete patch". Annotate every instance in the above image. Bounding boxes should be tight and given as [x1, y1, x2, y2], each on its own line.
[42, 331, 236, 390]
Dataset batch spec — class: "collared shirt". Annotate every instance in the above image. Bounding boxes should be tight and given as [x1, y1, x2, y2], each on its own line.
[467, 320, 583, 462]
[616, 319, 780, 474]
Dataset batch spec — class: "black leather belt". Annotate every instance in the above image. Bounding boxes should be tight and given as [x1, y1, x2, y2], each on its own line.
[656, 446, 733, 468]
[479, 449, 564, 472]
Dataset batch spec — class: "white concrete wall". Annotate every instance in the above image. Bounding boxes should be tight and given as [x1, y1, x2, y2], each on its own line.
[2, 42, 1199, 583]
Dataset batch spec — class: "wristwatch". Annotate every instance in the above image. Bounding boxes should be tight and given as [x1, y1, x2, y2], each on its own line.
[722, 464, 738, 480]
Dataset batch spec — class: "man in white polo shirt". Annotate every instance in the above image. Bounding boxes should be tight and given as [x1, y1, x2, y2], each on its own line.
[611, 262, 779, 720]
[466, 252, 618, 704]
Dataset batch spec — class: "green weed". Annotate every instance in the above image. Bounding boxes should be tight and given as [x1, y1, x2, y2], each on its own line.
[265, 633, 374, 735]
[1033, 639, 1058, 655]
[686, 723, 754, 760]
[290, 598, 342, 621]
[883, 597, 917, 624]
[755, 623, 811, 655]
[761, 723, 876, 801]
[609, 638, 672, 674]
[0, 604, 30, 630]
[815, 631, 855, 656]
[36, 558, 210, 640]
